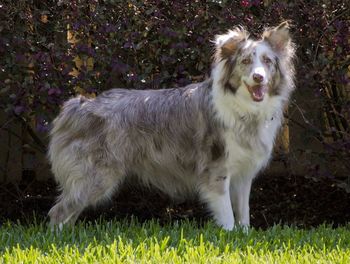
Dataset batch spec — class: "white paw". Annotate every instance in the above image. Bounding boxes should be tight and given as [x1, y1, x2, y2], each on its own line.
[222, 223, 235, 231]
[235, 224, 250, 234]
[241, 224, 250, 234]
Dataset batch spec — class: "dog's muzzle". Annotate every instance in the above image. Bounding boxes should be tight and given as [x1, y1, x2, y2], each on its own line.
[244, 81, 268, 102]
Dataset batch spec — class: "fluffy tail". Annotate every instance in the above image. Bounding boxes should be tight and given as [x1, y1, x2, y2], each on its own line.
[50, 95, 88, 137]
[48, 95, 89, 177]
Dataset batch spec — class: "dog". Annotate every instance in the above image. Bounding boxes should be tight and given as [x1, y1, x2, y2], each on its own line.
[48, 22, 295, 230]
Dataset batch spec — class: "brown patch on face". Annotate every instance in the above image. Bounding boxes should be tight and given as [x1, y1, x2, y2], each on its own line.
[210, 140, 225, 161]
[236, 43, 255, 78]
[221, 58, 239, 94]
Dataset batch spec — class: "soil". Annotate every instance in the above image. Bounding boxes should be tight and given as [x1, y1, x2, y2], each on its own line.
[1, 172, 349, 229]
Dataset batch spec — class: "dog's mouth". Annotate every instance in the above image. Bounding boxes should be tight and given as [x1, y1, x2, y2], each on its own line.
[244, 81, 267, 102]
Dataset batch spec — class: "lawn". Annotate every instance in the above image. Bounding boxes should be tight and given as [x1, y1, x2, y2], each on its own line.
[1, 219, 350, 263]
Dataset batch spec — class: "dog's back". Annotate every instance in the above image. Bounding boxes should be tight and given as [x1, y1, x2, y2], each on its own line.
[48, 80, 225, 226]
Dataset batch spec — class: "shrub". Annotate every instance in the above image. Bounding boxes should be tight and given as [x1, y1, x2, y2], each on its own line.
[0, 0, 349, 188]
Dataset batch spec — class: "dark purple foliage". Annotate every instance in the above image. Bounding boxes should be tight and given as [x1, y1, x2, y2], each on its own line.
[0, 0, 349, 187]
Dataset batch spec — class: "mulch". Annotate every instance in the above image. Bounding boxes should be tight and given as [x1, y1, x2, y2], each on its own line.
[1, 172, 349, 228]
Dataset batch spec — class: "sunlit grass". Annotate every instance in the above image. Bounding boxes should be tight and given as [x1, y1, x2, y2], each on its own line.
[1, 218, 350, 263]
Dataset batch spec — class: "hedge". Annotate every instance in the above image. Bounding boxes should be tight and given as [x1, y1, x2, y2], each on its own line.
[0, 0, 349, 188]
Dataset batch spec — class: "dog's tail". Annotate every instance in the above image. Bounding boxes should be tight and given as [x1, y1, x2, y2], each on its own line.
[48, 95, 88, 163]
[48, 95, 91, 184]
[50, 95, 88, 137]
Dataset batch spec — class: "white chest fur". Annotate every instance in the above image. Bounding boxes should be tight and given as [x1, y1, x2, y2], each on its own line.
[222, 118, 278, 179]
[211, 66, 284, 179]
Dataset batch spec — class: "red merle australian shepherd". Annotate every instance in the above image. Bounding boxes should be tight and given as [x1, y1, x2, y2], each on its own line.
[48, 22, 295, 230]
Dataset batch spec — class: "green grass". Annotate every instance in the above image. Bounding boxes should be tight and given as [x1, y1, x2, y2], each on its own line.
[1, 219, 350, 263]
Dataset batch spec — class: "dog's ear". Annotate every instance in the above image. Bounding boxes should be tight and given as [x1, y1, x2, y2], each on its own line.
[214, 27, 248, 62]
[263, 21, 292, 54]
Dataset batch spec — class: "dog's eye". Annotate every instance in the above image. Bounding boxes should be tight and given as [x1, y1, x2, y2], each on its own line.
[241, 58, 251, 65]
[263, 56, 272, 65]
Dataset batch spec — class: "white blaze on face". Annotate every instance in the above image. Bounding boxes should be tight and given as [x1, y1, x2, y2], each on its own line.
[253, 66, 266, 82]
[250, 42, 273, 86]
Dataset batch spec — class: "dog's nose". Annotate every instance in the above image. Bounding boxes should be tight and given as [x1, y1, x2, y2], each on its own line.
[253, 73, 264, 83]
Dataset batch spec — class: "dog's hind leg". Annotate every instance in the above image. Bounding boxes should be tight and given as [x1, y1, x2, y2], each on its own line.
[199, 175, 234, 230]
[49, 167, 124, 229]
[48, 196, 83, 229]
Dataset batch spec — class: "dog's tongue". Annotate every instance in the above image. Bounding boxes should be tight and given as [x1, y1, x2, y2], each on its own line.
[251, 86, 266, 102]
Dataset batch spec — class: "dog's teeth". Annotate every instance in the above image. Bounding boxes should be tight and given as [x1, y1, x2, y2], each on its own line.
[253, 90, 264, 98]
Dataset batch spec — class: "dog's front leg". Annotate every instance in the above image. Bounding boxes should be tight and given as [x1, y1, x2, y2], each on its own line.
[230, 175, 253, 228]
[200, 176, 234, 230]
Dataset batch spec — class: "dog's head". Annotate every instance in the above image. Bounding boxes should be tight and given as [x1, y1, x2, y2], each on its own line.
[213, 22, 295, 110]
